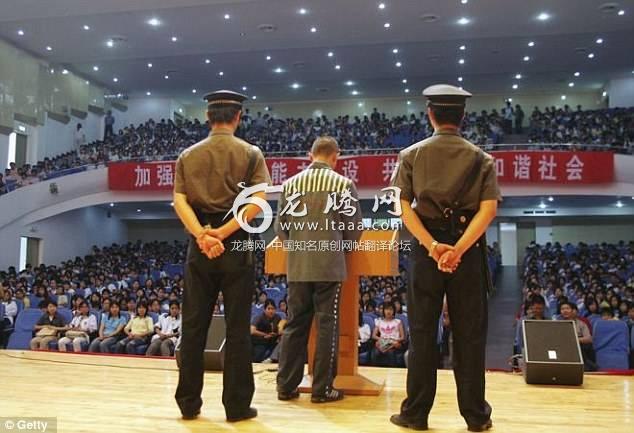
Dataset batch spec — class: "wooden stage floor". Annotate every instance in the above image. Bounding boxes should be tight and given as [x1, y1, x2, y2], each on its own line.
[1, 350, 632, 433]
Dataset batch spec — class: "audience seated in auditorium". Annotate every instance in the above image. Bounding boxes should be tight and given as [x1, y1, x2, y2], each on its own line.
[371, 302, 406, 367]
[2, 105, 632, 194]
[117, 301, 153, 354]
[250, 300, 281, 363]
[146, 301, 181, 357]
[57, 301, 97, 352]
[89, 302, 126, 353]
[30, 301, 68, 350]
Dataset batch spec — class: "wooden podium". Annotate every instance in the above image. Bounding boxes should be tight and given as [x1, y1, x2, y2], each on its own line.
[265, 230, 399, 396]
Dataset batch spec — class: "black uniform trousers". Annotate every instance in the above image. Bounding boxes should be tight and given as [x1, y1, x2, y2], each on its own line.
[277, 281, 341, 397]
[400, 230, 492, 426]
[175, 225, 255, 419]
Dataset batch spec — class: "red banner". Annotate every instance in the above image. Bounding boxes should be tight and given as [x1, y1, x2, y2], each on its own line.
[107, 151, 614, 191]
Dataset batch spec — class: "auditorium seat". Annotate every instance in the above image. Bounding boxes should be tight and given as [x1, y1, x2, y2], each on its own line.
[57, 308, 73, 325]
[148, 312, 159, 324]
[7, 308, 41, 349]
[15, 299, 24, 315]
[593, 320, 630, 370]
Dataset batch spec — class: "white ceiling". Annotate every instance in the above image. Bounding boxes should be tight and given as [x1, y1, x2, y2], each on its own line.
[1, 0, 633, 103]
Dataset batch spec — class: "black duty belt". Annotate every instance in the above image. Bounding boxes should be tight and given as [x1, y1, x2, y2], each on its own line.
[422, 211, 475, 237]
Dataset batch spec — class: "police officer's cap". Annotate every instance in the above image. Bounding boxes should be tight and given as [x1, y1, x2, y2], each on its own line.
[203, 90, 248, 109]
[423, 84, 472, 108]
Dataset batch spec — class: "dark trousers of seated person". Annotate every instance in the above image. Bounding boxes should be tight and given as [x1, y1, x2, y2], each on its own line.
[580, 343, 597, 372]
[277, 281, 341, 397]
[146, 338, 176, 356]
[117, 336, 150, 354]
[88, 336, 122, 353]
[372, 346, 405, 367]
[0, 318, 12, 348]
[175, 234, 255, 420]
[252, 339, 277, 362]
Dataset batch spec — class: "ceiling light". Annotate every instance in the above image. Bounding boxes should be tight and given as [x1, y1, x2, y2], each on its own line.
[205, 59, 211, 64]
[568, 82, 574, 87]
[62, 69, 69, 75]
[461, 0, 469, 4]
[596, 38, 603, 44]
[574, 72, 580, 77]
[588, 53, 595, 59]
[458, 76, 463, 82]
[379, 3, 386, 10]
[404, 88, 410, 93]
[616, 201, 624, 208]
[106, 39, 114, 47]
[224, 14, 231, 20]
[242, 86, 248, 91]
[170, 202, 174, 207]
[345, 81, 355, 86]
[459, 45, 466, 50]
[515, 74, 522, 79]
[523, 56, 530, 61]
[327, 51, 334, 57]
[407, 100, 412, 105]
[291, 83, 300, 89]
[602, 91, 607, 97]
[137, 209, 142, 213]
[192, 89, 197, 94]
[17, 29, 24, 36]
[46, 46, 52, 51]
[266, 55, 272, 61]
[274, 67, 284, 73]
[528, 41, 535, 47]
[457, 17, 471, 25]
[512, 84, 519, 90]
[113, 77, 119, 82]
[335, 64, 341, 70]
[146, 91, 151, 96]
[392, 48, 399, 54]
[218, 71, 224, 76]
[93, 65, 99, 71]
[85, 80, 90, 85]
[310, 27, 317, 33]
[252, 95, 257, 100]
[298, 8, 308, 15]
[164, 75, 169, 79]
[537, 12, 551, 21]
[548, 196, 554, 202]
[459, 58, 465, 64]
[171, 36, 178, 42]
[147, 63, 153, 68]
[83, 25, 90, 31]
[538, 202, 547, 209]
[561, 95, 567, 100]
[351, 90, 359, 96]
[618, 10, 625, 16]
[148, 18, 161, 26]
[395, 61, 402, 67]
[358, 102, 364, 107]
[384, 22, 391, 28]
[402, 78, 407, 84]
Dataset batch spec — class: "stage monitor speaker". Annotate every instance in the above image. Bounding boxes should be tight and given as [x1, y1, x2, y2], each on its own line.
[175, 314, 226, 371]
[522, 320, 584, 386]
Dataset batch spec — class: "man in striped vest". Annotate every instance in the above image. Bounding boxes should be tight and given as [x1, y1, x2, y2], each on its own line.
[275, 136, 362, 404]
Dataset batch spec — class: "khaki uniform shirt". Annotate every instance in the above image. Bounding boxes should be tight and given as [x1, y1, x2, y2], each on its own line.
[391, 129, 501, 218]
[174, 128, 271, 213]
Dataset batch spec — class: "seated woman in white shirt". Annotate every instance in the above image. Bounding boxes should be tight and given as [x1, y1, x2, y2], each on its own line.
[1, 288, 19, 347]
[371, 302, 405, 367]
[146, 301, 181, 357]
[57, 302, 98, 352]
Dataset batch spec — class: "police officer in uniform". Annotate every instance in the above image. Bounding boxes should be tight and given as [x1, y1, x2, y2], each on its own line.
[275, 136, 362, 403]
[173, 90, 271, 422]
[389, 85, 501, 432]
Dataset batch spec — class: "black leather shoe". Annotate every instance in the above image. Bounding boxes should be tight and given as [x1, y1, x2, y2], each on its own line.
[389, 414, 428, 431]
[226, 407, 258, 423]
[468, 419, 493, 432]
[311, 388, 344, 403]
[278, 389, 301, 401]
[181, 409, 200, 420]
